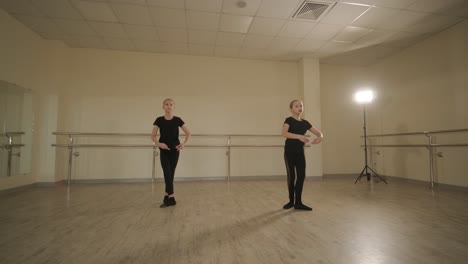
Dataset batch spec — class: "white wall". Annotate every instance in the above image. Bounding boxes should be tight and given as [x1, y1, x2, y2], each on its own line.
[54, 49, 307, 181]
[1, 8, 325, 187]
[321, 20, 468, 187]
[0, 9, 68, 190]
[320, 64, 372, 175]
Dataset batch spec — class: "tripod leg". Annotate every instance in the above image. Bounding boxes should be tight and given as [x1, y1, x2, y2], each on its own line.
[355, 166, 367, 184]
[367, 166, 388, 184]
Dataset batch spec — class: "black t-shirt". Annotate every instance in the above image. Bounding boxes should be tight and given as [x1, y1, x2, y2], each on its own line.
[153, 116, 185, 149]
[284, 117, 312, 151]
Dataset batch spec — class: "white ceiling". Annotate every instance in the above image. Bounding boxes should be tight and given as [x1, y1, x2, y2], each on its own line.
[1, 0, 467, 66]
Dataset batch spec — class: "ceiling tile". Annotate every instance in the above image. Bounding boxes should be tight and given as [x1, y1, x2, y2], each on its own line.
[406, 0, 466, 14]
[14, 15, 62, 34]
[264, 49, 290, 57]
[339, 0, 376, 5]
[320, 3, 369, 25]
[55, 19, 96, 36]
[256, 0, 301, 19]
[188, 30, 217, 45]
[159, 42, 189, 54]
[384, 31, 428, 47]
[64, 35, 107, 49]
[110, 4, 153, 25]
[72, 0, 118, 22]
[405, 14, 464, 34]
[437, 1, 468, 17]
[189, 45, 214, 56]
[89, 22, 128, 38]
[352, 6, 399, 29]
[123, 24, 159, 40]
[157, 27, 188, 43]
[146, 0, 184, 9]
[108, 0, 146, 5]
[376, 10, 427, 31]
[133, 40, 161, 52]
[354, 29, 396, 46]
[103, 38, 135, 50]
[374, 0, 417, 9]
[38, 32, 64, 40]
[277, 21, 316, 38]
[242, 35, 274, 48]
[0, 0, 45, 16]
[247, 17, 285, 36]
[334, 26, 372, 43]
[30, 0, 83, 20]
[322, 44, 402, 66]
[306, 23, 344, 40]
[219, 14, 253, 33]
[216, 32, 246, 47]
[293, 39, 327, 52]
[150, 7, 186, 28]
[186, 11, 220, 31]
[240, 48, 278, 59]
[315, 41, 356, 57]
[186, 0, 223, 13]
[222, 0, 262, 16]
[214, 46, 240, 57]
[269, 37, 301, 51]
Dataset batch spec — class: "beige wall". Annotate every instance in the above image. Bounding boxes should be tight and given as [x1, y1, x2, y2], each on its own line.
[0, 9, 68, 190]
[3, 6, 465, 188]
[321, 20, 468, 187]
[1, 9, 324, 187]
[54, 50, 309, 180]
[320, 64, 372, 175]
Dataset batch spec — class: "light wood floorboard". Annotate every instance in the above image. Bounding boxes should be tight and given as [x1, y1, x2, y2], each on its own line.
[1, 178, 467, 264]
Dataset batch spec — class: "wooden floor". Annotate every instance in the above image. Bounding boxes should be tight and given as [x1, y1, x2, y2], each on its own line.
[0, 177, 467, 264]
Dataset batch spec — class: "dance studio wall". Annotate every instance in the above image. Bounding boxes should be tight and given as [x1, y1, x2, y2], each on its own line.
[54, 50, 309, 181]
[0, 9, 68, 190]
[321, 20, 468, 187]
[320, 65, 371, 175]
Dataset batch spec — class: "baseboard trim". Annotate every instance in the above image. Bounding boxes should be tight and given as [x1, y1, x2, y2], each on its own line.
[323, 174, 357, 178]
[383, 175, 468, 192]
[64, 175, 285, 183]
[8, 174, 464, 192]
[35, 181, 65, 187]
[41, 175, 323, 184]
[1, 175, 326, 192]
[0, 184, 35, 195]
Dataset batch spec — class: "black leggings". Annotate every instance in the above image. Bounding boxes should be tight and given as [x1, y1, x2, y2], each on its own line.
[284, 149, 306, 204]
[160, 149, 179, 195]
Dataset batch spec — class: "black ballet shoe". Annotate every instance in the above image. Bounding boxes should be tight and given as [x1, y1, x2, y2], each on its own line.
[160, 197, 176, 208]
[283, 201, 294, 209]
[294, 203, 312, 211]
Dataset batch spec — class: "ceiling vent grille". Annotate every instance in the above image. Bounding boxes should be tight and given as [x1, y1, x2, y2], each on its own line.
[292, 1, 335, 21]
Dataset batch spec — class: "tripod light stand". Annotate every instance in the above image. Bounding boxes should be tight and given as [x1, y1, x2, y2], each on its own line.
[353, 90, 387, 184]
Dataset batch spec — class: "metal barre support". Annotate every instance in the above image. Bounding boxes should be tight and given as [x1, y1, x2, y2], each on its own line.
[152, 146, 157, 182]
[67, 136, 73, 186]
[426, 135, 435, 189]
[362, 131, 468, 189]
[227, 136, 231, 181]
[2, 133, 25, 177]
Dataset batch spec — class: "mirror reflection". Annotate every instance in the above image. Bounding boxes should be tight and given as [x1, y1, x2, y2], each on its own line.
[0, 80, 33, 177]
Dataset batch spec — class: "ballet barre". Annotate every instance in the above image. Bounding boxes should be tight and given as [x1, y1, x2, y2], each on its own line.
[362, 128, 468, 188]
[1, 132, 25, 177]
[52, 132, 311, 185]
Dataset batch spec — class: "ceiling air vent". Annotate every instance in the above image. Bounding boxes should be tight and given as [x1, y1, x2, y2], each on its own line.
[292, 1, 335, 21]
